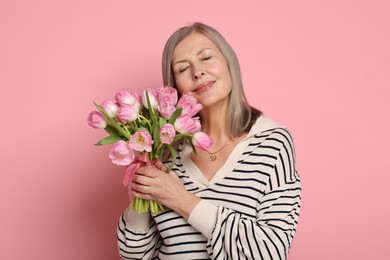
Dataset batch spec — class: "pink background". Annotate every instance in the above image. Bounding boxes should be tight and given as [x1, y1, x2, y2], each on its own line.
[1, 0, 389, 259]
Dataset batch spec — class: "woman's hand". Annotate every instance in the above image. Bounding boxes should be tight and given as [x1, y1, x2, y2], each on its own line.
[131, 161, 201, 219]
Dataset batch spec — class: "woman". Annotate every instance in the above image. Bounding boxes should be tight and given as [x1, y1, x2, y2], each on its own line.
[117, 22, 301, 260]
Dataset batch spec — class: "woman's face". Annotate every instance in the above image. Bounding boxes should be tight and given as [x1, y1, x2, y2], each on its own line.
[171, 32, 232, 108]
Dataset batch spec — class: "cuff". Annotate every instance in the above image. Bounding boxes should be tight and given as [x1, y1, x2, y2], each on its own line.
[124, 207, 152, 233]
[187, 200, 218, 238]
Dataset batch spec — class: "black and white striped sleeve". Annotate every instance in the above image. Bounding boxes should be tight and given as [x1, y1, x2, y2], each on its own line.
[207, 129, 301, 259]
[117, 208, 161, 260]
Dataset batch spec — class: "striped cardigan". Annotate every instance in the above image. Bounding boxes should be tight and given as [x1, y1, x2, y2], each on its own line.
[118, 116, 301, 259]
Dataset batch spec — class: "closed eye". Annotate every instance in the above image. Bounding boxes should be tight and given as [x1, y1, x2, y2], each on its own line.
[202, 56, 212, 61]
[179, 66, 189, 73]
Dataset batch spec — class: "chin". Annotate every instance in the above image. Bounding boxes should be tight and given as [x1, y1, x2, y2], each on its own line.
[199, 98, 218, 108]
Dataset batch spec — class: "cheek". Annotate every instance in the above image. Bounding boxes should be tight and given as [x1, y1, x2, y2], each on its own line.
[176, 86, 185, 95]
[211, 59, 230, 77]
[217, 65, 232, 87]
[174, 76, 190, 93]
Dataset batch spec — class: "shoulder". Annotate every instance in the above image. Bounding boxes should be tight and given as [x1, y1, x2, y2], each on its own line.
[249, 115, 285, 134]
[247, 116, 299, 190]
[248, 115, 295, 151]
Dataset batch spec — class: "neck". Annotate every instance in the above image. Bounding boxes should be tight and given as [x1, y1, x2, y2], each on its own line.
[199, 103, 232, 146]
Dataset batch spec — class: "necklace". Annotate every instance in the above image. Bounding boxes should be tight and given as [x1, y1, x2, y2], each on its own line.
[207, 142, 229, 161]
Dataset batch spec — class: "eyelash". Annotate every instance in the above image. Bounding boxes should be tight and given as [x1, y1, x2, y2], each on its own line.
[179, 67, 188, 73]
[177, 56, 212, 73]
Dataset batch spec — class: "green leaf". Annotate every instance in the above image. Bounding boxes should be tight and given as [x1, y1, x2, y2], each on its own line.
[94, 102, 130, 139]
[104, 125, 119, 135]
[145, 91, 158, 125]
[168, 107, 182, 125]
[173, 135, 183, 142]
[166, 145, 177, 173]
[173, 133, 192, 143]
[158, 145, 166, 158]
[95, 135, 124, 145]
[153, 123, 161, 155]
[159, 117, 167, 127]
[138, 119, 148, 129]
[185, 136, 198, 157]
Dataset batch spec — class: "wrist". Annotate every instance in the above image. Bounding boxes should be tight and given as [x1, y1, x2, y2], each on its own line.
[174, 192, 201, 220]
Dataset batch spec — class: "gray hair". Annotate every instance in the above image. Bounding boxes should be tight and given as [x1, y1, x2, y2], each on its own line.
[162, 22, 260, 137]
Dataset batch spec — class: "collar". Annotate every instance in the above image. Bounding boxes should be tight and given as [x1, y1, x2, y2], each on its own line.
[244, 115, 285, 141]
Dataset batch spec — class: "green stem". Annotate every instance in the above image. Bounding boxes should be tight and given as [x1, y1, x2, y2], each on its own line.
[154, 142, 164, 157]
[117, 117, 131, 136]
[174, 133, 193, 142]
[139, 115, 152, 130]
[132, 120, 138, 129]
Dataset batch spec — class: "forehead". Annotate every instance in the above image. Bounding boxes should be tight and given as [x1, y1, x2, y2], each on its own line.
[172, 32, 219, 60]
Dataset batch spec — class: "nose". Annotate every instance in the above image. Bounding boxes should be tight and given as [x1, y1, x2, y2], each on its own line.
[194, 72, 205, 79]
[192, 65, 205, 80]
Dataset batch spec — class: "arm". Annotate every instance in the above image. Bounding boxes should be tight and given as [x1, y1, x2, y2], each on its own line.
[192, 129, 301, 259]
[118, 162, 202, 259]
[207, 181, 301, 259]
[117, 207, 161, 260]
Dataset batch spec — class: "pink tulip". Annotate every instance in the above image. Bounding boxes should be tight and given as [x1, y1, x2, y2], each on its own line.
[101, 99, 118, 118]
[158, 100, 176, 120]
[117, 104, 139, 122]
[87, 111, 107, 129]
[159, 124, 176, 144]
[158, 87, 178, 119]
[109, 141, 135, 166]
[129, 130, 153, 152]
[142, 88, 158, 110]
[115, 89, 142, 110]
[177, 94, 203, 116]
[192, 132, 214, 151]
[158, 86, 178, 105]
[174, 115, 201, 134]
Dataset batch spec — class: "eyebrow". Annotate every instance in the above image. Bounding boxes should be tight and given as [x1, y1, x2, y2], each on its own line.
[172, 48, 212, 66]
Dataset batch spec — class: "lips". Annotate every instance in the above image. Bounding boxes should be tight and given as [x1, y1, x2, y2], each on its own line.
[195, 81, 215, 94]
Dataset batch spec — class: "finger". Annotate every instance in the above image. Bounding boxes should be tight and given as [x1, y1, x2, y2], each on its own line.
[145, 161, 155, 167]
[132, 174, 151, 185]
[131, 180, 151, 194]
[154, 160, 167, 171]
[132, 190, 154, 200]
[136, 166, 159, 177]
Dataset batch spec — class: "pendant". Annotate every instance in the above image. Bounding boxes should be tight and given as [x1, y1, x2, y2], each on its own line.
[209, 153, 217, 161]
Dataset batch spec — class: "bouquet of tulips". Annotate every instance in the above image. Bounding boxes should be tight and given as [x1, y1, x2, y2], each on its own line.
[87, 86, 213, 214]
